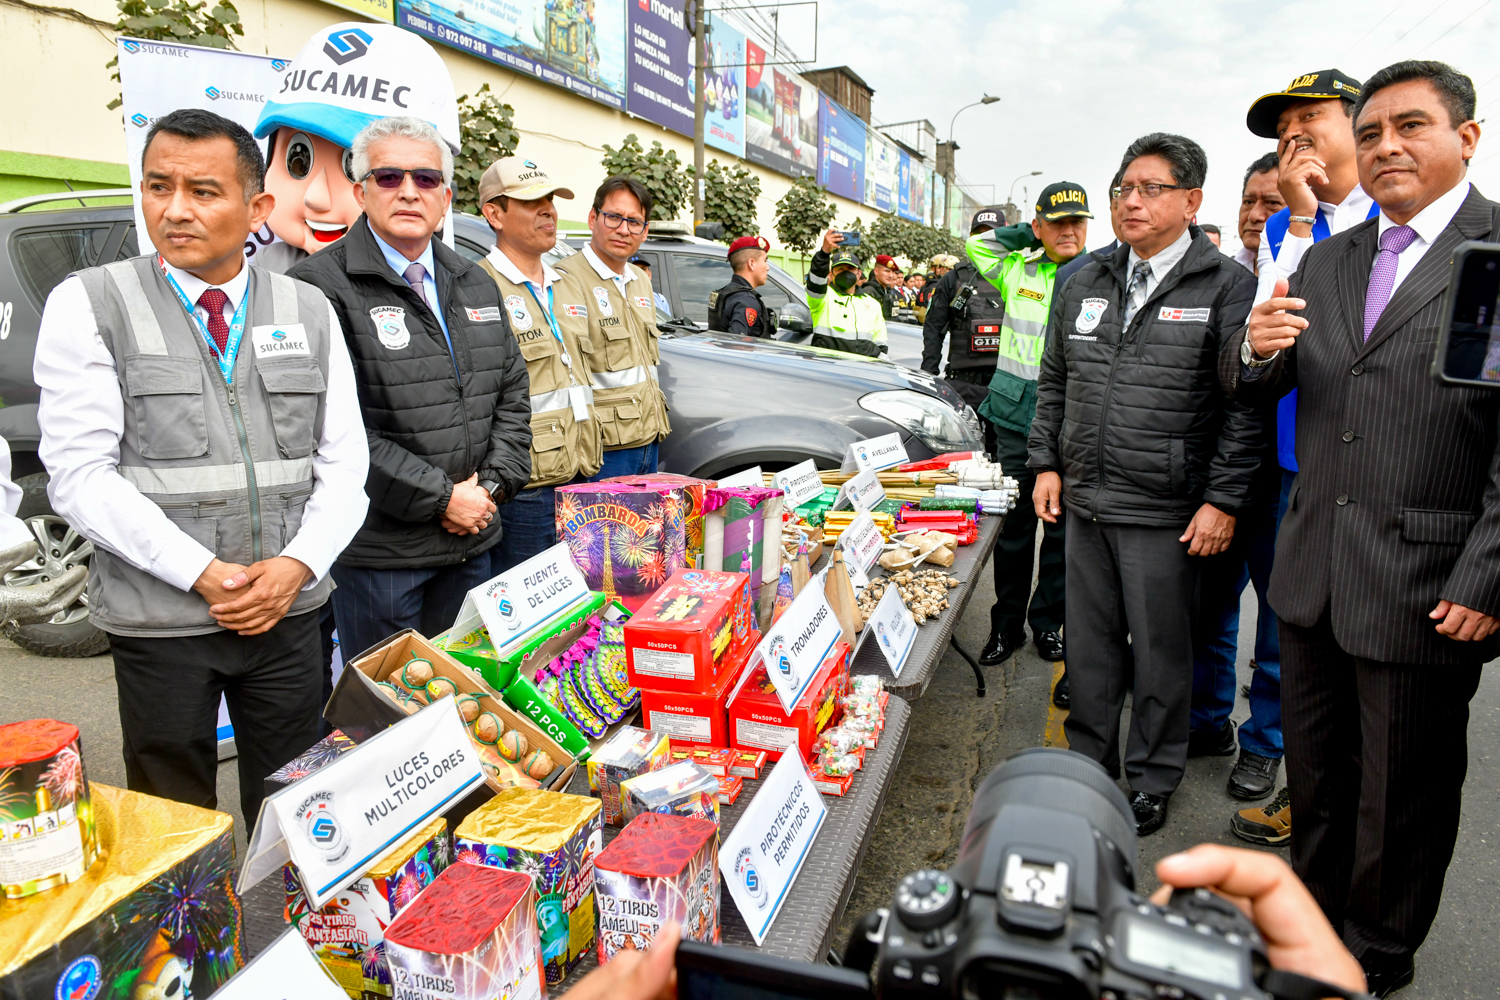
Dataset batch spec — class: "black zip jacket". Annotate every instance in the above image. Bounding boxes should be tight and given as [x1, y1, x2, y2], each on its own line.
[1027, 228, 1262, 527]
[288, 216, 531, 568]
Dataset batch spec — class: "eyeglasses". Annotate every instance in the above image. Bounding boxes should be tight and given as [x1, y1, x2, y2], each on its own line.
[598, 210, 647, 235]
[1111, 183, 1185, 201]
[364, 167, 446, 190]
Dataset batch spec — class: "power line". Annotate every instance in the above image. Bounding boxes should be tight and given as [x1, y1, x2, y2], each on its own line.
[1337, 0, 1410, 63]
[1417, 0, 1493, 55]
[1373, 0, 1454, 58]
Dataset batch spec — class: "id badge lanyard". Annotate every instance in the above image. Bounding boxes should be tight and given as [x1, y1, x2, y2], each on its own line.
[523, 280, 590, 420]
[160, 257, 249, 383]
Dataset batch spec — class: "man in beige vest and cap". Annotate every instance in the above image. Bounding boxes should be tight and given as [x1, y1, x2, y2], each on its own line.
[33, 109, 369, 828]
[476, 156, 603, 571]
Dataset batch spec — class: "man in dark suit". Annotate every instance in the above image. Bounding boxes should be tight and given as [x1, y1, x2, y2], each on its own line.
[1221, 60, 1496, 997]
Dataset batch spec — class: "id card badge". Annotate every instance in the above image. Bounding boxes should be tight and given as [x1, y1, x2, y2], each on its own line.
[570, 385, 590, 421]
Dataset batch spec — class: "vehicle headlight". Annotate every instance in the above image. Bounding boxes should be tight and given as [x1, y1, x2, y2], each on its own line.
[858, 390, 983, 453]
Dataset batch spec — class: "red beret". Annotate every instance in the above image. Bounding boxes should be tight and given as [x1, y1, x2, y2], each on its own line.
[874, 254, 901, 271]
[728, 235, 770, 256]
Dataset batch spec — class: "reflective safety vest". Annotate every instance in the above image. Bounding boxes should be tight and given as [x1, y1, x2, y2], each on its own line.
[478, 258, 602, 487]
[967, 237, 1060, 436]
[807, 286, 888, 357]
[73, 256, 335, 636]
[553, 256, 670, 450]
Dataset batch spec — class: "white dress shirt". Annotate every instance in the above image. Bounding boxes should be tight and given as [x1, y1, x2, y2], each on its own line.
[1232, 244, 1257, 274]
[1377, 180, 1471, 296]
[0, 436, 31, 549]
[1254, 184, 1376, 304]
[1127, 225, 1194, 300]
[487, 245, 562, 299]
[581, 243, 641, 294]
[34, 255, 370, 593]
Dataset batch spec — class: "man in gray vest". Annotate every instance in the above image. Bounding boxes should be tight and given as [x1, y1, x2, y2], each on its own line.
[33, 109, 369, 828]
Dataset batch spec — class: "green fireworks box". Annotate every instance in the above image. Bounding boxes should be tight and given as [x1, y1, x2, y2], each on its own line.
[0, 783, 243, 999]
[383, 862, 543, 1000]
[595, 812, 720, 962]
[284, 817, 450, 999]
[453, 787, 602, 986]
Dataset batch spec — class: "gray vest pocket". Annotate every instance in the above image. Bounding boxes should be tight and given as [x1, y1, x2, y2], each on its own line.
[258, 357, 326, 459]
[124, 355, 209, 459]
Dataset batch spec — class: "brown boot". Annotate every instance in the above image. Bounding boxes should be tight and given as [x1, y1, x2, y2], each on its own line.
[1230, 786, 1290, 845]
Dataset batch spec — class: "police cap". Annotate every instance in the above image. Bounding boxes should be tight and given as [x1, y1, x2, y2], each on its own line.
[728, 235, 770, 257]
[1035, 182, 1093, 221]
[970, 206, 1005, 234]
[829, 248, 861, 270]
[1246, 68, 1362, 138]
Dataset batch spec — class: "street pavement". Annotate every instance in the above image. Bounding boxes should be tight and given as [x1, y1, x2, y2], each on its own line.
[4, 569, 1498, 995]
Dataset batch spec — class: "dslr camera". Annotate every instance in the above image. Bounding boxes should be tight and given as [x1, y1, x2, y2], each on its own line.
[680, 749, 1363, 1000]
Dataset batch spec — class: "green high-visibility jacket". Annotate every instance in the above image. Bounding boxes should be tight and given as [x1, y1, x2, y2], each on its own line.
[968, 232, 1060, 436]
[805, 250, 888, 357]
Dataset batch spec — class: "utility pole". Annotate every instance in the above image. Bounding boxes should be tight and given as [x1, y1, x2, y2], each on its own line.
[692, 0, 706, 223]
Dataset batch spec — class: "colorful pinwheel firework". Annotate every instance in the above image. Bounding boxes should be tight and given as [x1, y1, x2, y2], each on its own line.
[39, 745, 86, 807]
[639, 551, 668, 588]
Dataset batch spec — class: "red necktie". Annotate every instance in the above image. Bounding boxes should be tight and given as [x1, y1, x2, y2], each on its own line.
[197, 288, 231, 354]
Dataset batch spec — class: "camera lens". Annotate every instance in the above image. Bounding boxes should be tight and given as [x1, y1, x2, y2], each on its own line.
[1487, 260, 1497, 271]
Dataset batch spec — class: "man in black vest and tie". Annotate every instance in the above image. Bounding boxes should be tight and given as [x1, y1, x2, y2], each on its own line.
[1223, 61, 1497, 997]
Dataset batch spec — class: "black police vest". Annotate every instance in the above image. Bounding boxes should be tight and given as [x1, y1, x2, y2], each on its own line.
[708, 280, 772, 336]
[707, 282, 735, 332]
[945, 262, 1006, 374]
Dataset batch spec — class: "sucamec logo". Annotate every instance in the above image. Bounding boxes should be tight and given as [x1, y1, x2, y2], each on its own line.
[323, 27, 373, 65]
[205, 86, 222, 100]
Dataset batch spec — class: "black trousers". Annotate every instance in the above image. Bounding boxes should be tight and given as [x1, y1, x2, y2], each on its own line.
[109, 609, 323, 832]
[1062, 514, 1198, 796]
[1280, 613, 1483, 966]
[989, 426, 1065, 639]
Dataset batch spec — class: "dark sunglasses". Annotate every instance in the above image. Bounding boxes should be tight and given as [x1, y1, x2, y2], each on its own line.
[364, 167, 446, 190]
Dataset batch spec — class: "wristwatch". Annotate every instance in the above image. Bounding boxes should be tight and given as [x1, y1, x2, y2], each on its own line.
[479, 479, 500, 500]
[1241, 338, 1279, 367]
[1288, 215, 1318, 226]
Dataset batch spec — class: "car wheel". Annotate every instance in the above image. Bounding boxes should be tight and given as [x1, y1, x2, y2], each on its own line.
[4, 473, 109, 657]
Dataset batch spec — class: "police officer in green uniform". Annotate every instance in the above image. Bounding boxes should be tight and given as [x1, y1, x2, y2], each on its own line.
[971, 182, 1092, 672]
[804, 230, 888, 357]
[708, 235, 776, 338]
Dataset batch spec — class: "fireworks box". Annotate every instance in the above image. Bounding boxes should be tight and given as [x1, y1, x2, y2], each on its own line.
[716, 775, 743, 805]
[625, 569, 754, 693]
[667, 742, 736, 776]
[0, 719, 97, 900]
[454, 788, 602, 986]
[807, 763, 855, 796]
[602, 473, 714, 570]
[555, 483, 688, 610]
[595, 813, 719, 962]
[637, 635, 756, 748]
[285, 817, 450, 999]
[620, 760, 720, 826]
[728, 641, 851, 762]
[0, 784, 242, 998]
[729, 747, 768, 779]
[703, 486, 786, 610]
[324, 629, 575, 794]
[587, 726, 671, 826]
[383, 862, 543, 1000]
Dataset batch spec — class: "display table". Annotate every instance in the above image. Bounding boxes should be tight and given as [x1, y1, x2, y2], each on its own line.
[553, 694, 912, 991]
[846, 514, 1002, 701]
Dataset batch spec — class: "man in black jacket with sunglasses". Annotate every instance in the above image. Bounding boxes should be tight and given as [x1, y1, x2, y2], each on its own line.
[289, 115, 531, 659]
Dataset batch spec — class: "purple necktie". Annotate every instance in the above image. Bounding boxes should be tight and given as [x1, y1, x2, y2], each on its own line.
[1362, 224, 1418, 341]
[403, 262, 430, 308]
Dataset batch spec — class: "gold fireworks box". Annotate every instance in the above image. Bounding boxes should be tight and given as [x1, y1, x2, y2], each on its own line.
[0, 784, 243, 998]
[285, 817, 450, 999]
[454, 788, 602, 986]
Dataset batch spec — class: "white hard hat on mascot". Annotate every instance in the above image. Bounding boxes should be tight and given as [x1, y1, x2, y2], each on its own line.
[253, 24, 459, 261]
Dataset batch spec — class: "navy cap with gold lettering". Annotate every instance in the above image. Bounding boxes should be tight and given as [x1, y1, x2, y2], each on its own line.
[1035, 182, 1093, 221]
[1246, 68, 1363, 138]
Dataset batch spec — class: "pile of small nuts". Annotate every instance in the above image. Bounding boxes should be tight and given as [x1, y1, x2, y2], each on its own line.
[856, 568, 960, 626]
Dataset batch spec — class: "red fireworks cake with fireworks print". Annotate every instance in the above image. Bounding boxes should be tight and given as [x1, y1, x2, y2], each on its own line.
[623, 569, 754, 694]
[383, 862, 543, 1000]
[594, 812, 719, 962]
[0, 718, 97, 899]
[555, 484, 687, 611]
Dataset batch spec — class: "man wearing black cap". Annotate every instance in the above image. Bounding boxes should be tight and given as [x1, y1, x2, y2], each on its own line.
[805, 230, 888, 356]
[939, 185, 1091, 672]
[708, 235, 776, 338]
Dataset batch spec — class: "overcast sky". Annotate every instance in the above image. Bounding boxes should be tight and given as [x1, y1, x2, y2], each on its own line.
[801, 0, 1500, 246]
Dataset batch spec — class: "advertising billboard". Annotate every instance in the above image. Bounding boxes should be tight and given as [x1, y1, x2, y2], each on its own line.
[702, 12, 745, 157]
[625, 0, 692, 132]
[320, 0, 395, 22]
[398, 0, 626, 110]
[818, 94, 865, 203]
[866, 130, 898, 212]
[744, 38, 817, 178]
[897, 150, 928, 223]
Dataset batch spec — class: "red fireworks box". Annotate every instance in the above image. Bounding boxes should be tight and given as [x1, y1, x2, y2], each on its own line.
[667, 742, 736, 776]
[624, 570, 754, 693]
[728, 748, 768, 779]
[728, 642, 850, 762]
[716, 775, 743, 805]
[595, 813, 719, 963]
[637, 635, 756, 748]
[383, 863, 543, 1000]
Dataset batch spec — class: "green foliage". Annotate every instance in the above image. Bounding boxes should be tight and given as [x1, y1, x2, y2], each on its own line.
[861, 215, 965, 269]
[774, 175, 836, 255]
[599, 134, 689, 221]
[453, 83, 521, 217]
[686, 160, 761, 242]
[106, 0, 243, 109]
